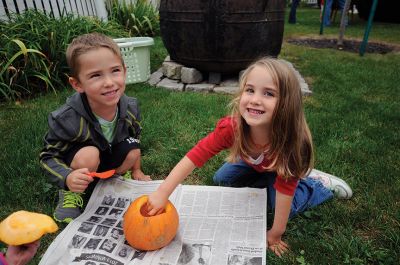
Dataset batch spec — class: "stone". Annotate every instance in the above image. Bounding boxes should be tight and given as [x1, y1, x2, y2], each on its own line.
[156, 78, 184, 91]
[186, 83, 214, 92]
[221, 78, 239, 87]
[162, 61, 183, 80]
[213, 86, 239, 94]
[181, 67, 203, 84]
[148, 68, 164, 86]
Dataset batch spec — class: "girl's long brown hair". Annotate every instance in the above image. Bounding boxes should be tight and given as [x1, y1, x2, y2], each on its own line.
[227, 57, 314, 179]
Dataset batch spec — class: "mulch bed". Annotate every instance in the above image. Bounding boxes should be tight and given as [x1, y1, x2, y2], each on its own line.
[287, 38, 399, 54]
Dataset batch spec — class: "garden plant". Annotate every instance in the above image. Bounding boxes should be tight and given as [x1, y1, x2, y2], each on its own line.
[106, 0, 160, 37]
[0, 10, 128, 101]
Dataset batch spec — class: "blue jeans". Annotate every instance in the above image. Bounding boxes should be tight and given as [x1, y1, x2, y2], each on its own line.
[213, 160, 333, 218]
[323, 0, 347, 26]
[289, 0, 300, 24]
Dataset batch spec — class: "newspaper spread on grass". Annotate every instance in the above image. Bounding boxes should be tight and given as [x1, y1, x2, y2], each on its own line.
[39, 177, 267, 265]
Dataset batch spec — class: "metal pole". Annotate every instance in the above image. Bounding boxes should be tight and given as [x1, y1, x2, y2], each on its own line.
[359, 0, 379, 56]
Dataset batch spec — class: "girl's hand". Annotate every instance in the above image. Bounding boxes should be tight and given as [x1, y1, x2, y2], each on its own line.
[146, 191, 169, 216]
[267, 229, 289, 257]
[66, 168, 93, 193]
[132, 169, 151, 181]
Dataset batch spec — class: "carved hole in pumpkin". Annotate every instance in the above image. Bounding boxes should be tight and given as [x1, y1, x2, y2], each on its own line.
[140, 204, 165, 217]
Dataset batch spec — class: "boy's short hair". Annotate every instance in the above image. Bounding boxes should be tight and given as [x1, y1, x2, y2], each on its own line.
[66, 32, 123, 78]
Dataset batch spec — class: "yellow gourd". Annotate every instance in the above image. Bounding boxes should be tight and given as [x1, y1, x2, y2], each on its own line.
[0, 210, 58, 245]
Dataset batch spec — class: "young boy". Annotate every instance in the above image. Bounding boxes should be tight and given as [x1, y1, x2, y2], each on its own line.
[40, 33, 150, 223]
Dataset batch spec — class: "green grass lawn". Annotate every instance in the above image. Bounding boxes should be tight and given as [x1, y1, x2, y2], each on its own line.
[0, 6, 399, 264]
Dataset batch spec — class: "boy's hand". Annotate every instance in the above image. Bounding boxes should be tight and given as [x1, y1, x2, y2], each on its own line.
[6, 240, 40, 265]
[66, 168, 94, 193]
[146, 191, 168, 216]
[267, 228, 289, 257]
[132, 169, 151, 181]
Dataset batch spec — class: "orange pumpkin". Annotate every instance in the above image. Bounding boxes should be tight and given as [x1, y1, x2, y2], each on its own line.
[123, 195, 179, 251]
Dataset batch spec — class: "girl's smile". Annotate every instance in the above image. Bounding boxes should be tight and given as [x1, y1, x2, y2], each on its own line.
[247, 108, 265, 115]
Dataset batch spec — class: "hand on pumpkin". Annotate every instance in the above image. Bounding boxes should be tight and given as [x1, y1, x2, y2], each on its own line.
[66, 168, 94, 193]
[132, 169, 151, 181]
[6, 240, 40, 265]
[146, 191, 169, 216]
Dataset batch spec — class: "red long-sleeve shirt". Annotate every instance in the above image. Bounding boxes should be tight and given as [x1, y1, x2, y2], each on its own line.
[186, 116, 299, 196]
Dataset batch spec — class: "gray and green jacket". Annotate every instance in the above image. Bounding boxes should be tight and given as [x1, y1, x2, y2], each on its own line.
[39, 92, 141, 189]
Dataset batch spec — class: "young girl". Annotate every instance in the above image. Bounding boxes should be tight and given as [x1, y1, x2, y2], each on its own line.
[147, 57, 352, 256]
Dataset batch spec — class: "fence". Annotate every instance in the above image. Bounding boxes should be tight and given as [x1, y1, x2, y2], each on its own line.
[0, 0, 108, 20]
[120, 0, 160, 8]
[0, 0, 160, 21]
[305, 0, 318, 4]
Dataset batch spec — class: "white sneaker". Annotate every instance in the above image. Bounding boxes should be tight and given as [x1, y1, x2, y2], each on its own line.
[307, 169, 353, 199]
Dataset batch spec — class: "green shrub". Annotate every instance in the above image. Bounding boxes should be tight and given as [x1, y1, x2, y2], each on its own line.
[106, 0, 160, 37]
[0, 38, 55, 101]
[0, 10, 128, 101]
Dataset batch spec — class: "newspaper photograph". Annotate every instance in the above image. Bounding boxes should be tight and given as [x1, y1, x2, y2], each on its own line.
[39, 177, 267, 265]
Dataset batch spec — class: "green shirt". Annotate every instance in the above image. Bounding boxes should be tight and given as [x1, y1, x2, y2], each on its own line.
[94, 109, 118, 143]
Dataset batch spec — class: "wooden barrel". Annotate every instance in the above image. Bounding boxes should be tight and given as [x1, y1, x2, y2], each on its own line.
[159, 0, 285, 73]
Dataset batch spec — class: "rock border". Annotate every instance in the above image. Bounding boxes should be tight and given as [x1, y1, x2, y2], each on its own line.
[148, 56, 312, 96]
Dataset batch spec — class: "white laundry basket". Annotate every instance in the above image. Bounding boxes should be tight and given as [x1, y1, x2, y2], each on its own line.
[113, 37, 154, 84]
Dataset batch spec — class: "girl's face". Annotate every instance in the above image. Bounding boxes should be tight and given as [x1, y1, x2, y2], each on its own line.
[239, 65, 278, 130]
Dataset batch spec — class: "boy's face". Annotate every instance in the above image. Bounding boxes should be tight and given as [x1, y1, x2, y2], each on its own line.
[69, 47, 126, 114]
